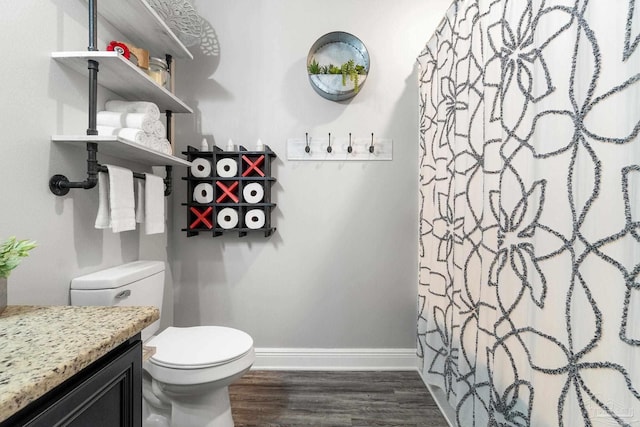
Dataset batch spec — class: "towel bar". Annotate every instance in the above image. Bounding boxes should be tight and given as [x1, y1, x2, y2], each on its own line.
[49, 162, 173, 196]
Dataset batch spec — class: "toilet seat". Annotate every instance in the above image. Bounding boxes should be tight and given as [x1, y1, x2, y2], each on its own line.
[146, 326, 254, 370]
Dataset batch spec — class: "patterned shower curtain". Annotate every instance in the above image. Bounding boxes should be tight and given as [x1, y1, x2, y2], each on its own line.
[417, 1, 640, 426]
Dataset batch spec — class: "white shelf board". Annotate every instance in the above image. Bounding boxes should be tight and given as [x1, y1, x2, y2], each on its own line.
[52, 51, 193, 114]
[86, 0, 193, 60]
[52, 135, 191, 167]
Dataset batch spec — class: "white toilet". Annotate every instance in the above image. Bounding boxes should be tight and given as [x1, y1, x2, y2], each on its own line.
[70, 260, 255, 427]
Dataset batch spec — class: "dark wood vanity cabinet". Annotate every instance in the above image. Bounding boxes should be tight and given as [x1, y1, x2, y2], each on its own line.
[2, 334, 142, 427]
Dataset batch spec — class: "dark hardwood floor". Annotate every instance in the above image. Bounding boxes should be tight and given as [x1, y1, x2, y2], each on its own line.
[229, 370, 449, 427]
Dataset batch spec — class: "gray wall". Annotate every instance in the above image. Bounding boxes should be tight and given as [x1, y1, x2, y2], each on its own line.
[171, 0, 450, 348]
[1, 0, 173, 327]
[0, 0, 448, 349]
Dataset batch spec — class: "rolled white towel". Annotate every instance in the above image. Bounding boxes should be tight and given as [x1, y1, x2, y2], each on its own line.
[118, 128, 150, 146]
[104, 100, 160, 121]
[160, 139, 173, 155]
[97, 111, 126, 128]
[151, 120, 166, 138]
[148, 136, 163, 152]
[97, 126, 149, 146]
[97, 111, 156, 134]
[124, 113, 155, 134]
[96, 125, 118, 136]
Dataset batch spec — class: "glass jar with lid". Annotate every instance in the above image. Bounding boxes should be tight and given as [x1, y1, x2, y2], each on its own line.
[145, 57, 171, 90]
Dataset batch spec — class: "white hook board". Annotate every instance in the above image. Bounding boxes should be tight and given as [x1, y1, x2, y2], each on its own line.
[287, 137, 393, 161]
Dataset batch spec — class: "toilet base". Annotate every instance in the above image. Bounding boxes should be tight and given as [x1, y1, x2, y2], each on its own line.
[144, 378, 238, 427]
[169, 386, 233, 427]
[142, 344, 254, 427]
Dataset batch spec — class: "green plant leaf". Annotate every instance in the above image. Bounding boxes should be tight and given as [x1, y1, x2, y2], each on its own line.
[307, 58, 321, 74]
[0, 237, 37, 278]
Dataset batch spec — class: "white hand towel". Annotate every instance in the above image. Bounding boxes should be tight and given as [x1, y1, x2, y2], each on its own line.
[97, 111, 126, 128]
[104, 100, 160, 121]
[135, 179, 145, 224]
[106, 165, 136, 233]
[144, 173, 165, 235]
[94, 172, 111, 229]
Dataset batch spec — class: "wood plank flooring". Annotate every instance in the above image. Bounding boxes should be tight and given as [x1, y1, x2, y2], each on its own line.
[229, 370, 449, 427]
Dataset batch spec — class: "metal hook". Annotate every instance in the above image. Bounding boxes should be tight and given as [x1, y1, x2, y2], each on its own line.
[347, 133, 353, 154]
[369, 133, 375, 153]
[327, 132, 332, 153]
[305, 132, 310, 153]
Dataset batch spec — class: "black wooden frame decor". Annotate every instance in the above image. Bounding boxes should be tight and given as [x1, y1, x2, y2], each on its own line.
[182, 145, 277, 238]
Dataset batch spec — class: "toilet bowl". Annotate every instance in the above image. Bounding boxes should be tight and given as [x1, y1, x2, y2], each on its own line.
[143, 326, 255, 427]
[70, 261, 254, 427]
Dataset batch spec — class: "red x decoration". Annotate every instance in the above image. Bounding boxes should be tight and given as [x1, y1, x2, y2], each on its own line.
[242, 155, 265, 177]
[216, 181, 239, 203]
[189, 207, 213, 229]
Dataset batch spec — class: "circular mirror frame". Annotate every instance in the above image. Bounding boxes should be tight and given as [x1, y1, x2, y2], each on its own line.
[306, 31, 370, 102]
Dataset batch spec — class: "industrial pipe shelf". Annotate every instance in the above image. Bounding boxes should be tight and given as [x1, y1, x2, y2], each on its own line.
[52, 52, 193, 113]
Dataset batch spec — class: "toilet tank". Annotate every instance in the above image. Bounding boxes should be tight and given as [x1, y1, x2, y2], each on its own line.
[70, 261, 165, 341]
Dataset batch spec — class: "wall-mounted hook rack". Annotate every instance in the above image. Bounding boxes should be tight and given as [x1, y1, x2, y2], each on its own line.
[287, 134, 392, 161]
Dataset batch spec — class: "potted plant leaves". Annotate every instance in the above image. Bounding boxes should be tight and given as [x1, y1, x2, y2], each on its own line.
[0, 237, 37, 314]
[307, 57, 368, 98]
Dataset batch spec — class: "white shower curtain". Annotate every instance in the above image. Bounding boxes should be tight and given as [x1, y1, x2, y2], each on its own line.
[417, 1, 640, 425]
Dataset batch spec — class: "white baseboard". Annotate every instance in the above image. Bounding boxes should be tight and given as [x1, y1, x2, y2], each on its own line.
[417, 369, 456, 427]
[253, 348, 419, 371]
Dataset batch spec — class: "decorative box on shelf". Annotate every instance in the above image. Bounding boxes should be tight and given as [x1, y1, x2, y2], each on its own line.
[182, 145, 277, 238]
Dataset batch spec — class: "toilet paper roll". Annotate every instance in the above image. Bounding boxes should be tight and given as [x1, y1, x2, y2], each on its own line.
[245, 209, 266, 229]
[193, 183, 214, 204]
[243, 183, 264, 204]
[191, 158, 212, 178]
[217, 208, 239, 229]
[216, 158, 238, 178]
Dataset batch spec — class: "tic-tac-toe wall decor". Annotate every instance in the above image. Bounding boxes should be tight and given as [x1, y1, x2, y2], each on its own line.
[183, 144, 276, 237]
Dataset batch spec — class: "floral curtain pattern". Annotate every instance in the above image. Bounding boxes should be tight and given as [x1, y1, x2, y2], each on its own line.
[417, 1, 640, 425]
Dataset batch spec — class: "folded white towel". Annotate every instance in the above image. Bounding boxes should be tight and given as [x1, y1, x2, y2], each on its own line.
[104, 100, 161, 121]
[107, 165, 136, 232]
[135, 179, 145, 224]
[144, 173, 165, 235]
[94, 166, 136, 232]
[94, 172, 111, 229]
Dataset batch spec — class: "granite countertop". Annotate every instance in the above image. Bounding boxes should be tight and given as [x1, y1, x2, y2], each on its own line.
[0, 305, 159, 422]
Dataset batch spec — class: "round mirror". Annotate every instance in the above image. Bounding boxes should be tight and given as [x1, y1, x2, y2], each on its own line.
[307, 31, 370, 101]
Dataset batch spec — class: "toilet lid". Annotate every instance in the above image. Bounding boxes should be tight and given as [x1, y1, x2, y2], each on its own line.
[146, 326, 253, 369]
